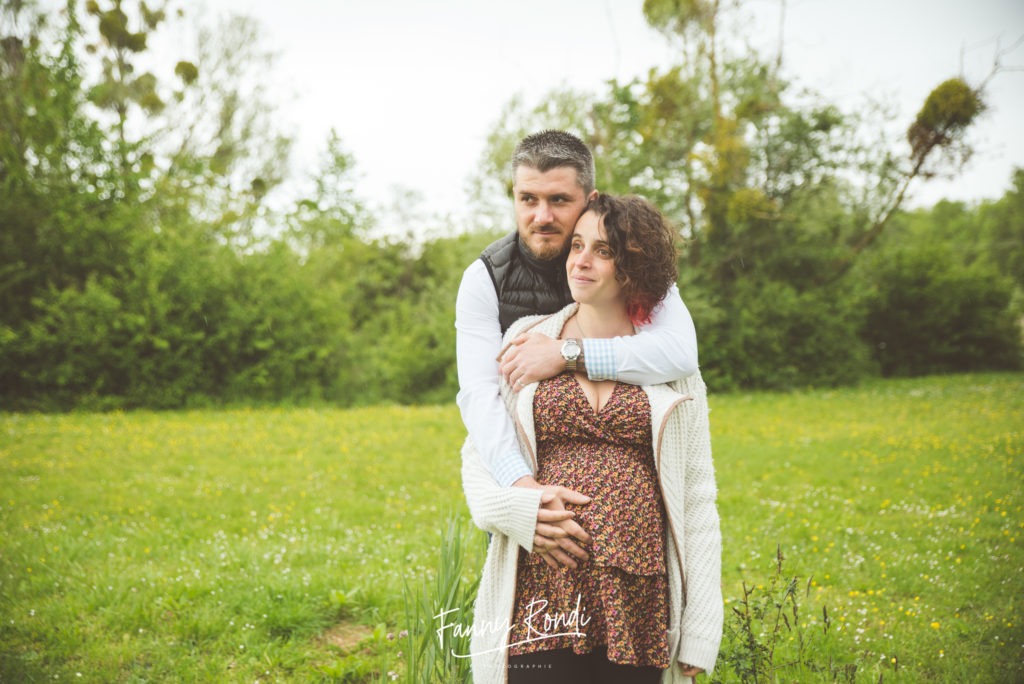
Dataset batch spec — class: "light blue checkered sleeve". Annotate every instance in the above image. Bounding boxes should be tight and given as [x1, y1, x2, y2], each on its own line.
[583, 338, 618, 381]
[492, 450, 533, 488]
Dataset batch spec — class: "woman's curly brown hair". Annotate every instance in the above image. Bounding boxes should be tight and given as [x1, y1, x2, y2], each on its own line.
[586, 194, 678, 325]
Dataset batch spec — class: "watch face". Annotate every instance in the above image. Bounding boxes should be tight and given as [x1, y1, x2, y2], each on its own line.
[562, 339, 581, 360]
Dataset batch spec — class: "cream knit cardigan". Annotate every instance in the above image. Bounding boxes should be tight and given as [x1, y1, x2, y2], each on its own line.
[460, 303, 723, 683]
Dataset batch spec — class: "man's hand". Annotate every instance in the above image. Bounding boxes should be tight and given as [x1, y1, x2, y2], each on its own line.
[514, 475, 591, 569]
[500, 333, 564, 389]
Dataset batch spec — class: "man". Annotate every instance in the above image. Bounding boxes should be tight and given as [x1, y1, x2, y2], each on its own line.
[455, 130, 698, 568]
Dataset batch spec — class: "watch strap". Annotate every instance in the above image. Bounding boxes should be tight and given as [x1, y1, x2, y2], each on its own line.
[563, 338, 582, 373]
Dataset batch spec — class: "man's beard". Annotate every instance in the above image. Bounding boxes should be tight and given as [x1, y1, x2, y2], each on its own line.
[527, 225, 567, 261]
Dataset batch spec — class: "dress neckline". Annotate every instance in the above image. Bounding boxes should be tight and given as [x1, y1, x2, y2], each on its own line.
[566, 373, 621, 416]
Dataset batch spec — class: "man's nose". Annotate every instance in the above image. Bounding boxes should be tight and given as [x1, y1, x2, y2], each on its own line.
[533, 201, 553, 225]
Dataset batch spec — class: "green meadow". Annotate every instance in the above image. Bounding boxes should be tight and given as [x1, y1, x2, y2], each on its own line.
[2, 373, 1022, 682]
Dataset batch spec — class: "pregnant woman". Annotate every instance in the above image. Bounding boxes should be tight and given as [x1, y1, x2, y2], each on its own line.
[461, 194, 723, 683]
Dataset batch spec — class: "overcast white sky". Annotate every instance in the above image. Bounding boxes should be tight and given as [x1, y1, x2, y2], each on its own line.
[196, 0, 1023, 228]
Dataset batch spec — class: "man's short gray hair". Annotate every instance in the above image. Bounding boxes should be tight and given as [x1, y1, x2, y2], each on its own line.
[511, 130, 595, 195]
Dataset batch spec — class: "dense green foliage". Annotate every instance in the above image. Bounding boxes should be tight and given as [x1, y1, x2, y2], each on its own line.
[0, 1, 495, 410]
[469, 3, 1021, 392]
[2, 374, 1021, 681]
[1, 0, 1020, 410]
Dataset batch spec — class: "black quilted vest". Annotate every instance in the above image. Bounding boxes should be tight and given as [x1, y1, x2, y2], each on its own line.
[480, 232, 573, 334]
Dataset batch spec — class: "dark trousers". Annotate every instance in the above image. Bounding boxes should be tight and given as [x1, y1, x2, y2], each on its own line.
[507, 647, 663, 684]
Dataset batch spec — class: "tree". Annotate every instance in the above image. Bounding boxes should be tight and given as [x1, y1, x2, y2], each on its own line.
[0, 0, 150, 406]
[862, 245, 1020, 376]
[82, 0, 179, 181]
[468, 0, 1004, 390]
[826, 77, 986, 281]
[0, 0, 296, 409]
[978, 168, 1024, 291]
[285, 130, 369, 251]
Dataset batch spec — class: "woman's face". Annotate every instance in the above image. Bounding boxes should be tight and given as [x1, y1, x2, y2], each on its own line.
[566, 210, 623, 307]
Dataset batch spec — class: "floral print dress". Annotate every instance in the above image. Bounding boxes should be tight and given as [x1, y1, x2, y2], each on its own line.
[506, 372, 670, 668]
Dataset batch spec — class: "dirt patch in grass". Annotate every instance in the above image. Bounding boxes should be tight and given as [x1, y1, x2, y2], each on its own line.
[321, 621, 375, 653]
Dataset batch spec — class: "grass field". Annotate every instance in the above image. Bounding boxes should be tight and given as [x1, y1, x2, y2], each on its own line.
[1, 373, 1022, 682]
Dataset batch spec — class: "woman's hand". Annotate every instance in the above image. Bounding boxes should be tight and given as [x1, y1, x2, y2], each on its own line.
[514, 476, 592, 569]
[680, 663, 705, 678]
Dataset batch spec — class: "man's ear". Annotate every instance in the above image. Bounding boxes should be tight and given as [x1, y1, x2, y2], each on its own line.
[587, 189, 599, 201]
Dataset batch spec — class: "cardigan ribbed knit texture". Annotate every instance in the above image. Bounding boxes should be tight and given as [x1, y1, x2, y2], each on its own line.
[460, 303, 723, 683]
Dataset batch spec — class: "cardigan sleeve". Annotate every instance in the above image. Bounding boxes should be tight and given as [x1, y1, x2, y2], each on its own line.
[675, 375, 724, 672]
[461, 437, 543, 552]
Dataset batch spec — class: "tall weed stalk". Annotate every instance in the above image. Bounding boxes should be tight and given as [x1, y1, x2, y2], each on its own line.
[402, 516, 485, 683]
[713, 546, 859, 683]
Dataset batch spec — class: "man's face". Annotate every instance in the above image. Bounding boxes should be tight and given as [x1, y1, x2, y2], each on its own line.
[512, 165, 594, 261]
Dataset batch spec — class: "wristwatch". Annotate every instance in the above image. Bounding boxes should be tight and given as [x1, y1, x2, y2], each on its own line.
[560, 338, 582, 373]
